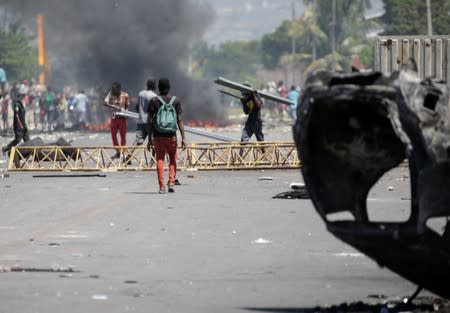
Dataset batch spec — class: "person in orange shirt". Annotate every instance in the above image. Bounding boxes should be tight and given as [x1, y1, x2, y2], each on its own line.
[103, 81, 130, 159]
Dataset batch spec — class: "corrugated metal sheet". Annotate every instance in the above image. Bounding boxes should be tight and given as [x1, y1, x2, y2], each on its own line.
[375, 36, 450, 86]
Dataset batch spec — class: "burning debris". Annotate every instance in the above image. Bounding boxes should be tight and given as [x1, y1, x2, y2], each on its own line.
[1, 0, 225, 122]
[294, 70, 450, 299]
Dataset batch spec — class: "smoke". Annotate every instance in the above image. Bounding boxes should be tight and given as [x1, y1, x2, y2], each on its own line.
[1, 0, 226, 122]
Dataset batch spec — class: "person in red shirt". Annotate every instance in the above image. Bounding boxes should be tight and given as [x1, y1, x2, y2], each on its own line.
[147, 78, 186, 194]
[103, 81, 130, 159]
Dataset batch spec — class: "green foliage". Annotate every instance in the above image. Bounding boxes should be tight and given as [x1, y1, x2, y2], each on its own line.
[260, 0, 378, 73]
[358, 42, 375, 69]
[192, 40, 262, 82]
[192, 1, 385, 79]
[0, 22, 38, 82]
[261, 21, 292, 69]
[382, 0, 450, 35]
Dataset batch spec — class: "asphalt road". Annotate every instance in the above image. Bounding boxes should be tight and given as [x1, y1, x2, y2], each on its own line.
[0, 127, 436, 312]
[0, 157, 426, 313]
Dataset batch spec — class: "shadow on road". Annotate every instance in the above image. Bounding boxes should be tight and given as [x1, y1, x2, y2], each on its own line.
[125, 191, 161, 195]
[242, 297, 448, 313]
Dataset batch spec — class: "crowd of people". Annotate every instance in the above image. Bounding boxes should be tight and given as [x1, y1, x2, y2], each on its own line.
[0, 74, 300, 194]
[260, 80, 300, 120]
[0, 80, 111, 135]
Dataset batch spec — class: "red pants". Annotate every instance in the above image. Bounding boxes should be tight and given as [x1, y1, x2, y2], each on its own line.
[154, 136, 177, 188]
[111, 117, 127, 146]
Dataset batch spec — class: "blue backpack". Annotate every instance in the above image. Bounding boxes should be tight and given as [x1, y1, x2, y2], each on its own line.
[155, 96, 178, 133]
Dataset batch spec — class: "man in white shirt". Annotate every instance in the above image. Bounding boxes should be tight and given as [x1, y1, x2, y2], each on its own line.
[74, 90, 89, 128]
[135, 79, 157, 145]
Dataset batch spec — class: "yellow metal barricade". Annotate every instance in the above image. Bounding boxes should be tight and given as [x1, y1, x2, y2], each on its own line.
[7, 142, 300, 171]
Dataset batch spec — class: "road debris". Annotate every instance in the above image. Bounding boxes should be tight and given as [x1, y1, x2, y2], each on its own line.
[0, 265, 77, 273]
[334, 252, 363, 257]
[252, 238, 272, 244]
[91, 294, 108, 301]
[290, 182, 305, 190]
[272, 189, 310, 199]
[33, 174, 107, 178]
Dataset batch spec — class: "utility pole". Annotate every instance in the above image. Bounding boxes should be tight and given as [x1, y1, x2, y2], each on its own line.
[331, 0, 336, 71]
[311, 0, 317, 62]
[426, 0, 433, 36]
[291, 0, 297, 86]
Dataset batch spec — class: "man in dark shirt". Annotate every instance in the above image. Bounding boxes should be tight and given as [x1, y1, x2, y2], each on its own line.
[2, 85, 29, 154]
[147, 78, 186, 194]
[240, 84, 264, 143]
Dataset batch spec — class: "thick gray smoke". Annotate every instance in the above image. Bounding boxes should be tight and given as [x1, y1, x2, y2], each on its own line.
[1, 0, 225, 122]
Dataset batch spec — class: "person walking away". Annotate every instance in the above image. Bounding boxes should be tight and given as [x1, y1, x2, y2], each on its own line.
[1, 93, 9, 134]
[240, 83, 264, 143]
[74, 90, 89, 129]
[124, 79, 158, 166]
[103, 81, 129, 159]
[2, 85, 29, 154]
[42, 86, 55, 132]
[135, 79, 157, 146]
[0, 67, 6, 94]
[287, 85, 299, 120]
[147, 78, 186, 194]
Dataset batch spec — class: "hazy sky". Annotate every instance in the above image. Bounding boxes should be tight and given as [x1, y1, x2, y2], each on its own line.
[204, 0, 305, 45]
[204, 0, 384, 45]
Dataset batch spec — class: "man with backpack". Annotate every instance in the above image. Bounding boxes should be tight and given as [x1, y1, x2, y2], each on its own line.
[147, 78, 186, 194]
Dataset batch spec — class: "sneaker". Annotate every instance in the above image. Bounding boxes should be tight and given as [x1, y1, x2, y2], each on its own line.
[168, 185, 175, 193]
[112, 152, 120, 159]
[159, 187, 166, 194]
[123, 155, 132, 165]
[169, 179, 181, 186]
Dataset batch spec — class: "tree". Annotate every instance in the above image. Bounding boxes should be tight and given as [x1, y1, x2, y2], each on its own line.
[261, 21, 293, 70]
[192, 40, 262, 83]
[0, 21, 38, 82]
[261, 1, 378, 72]
[382, 0, 450, 35]
[303, 0, 378, 72]
[289, 5, 328, 62]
